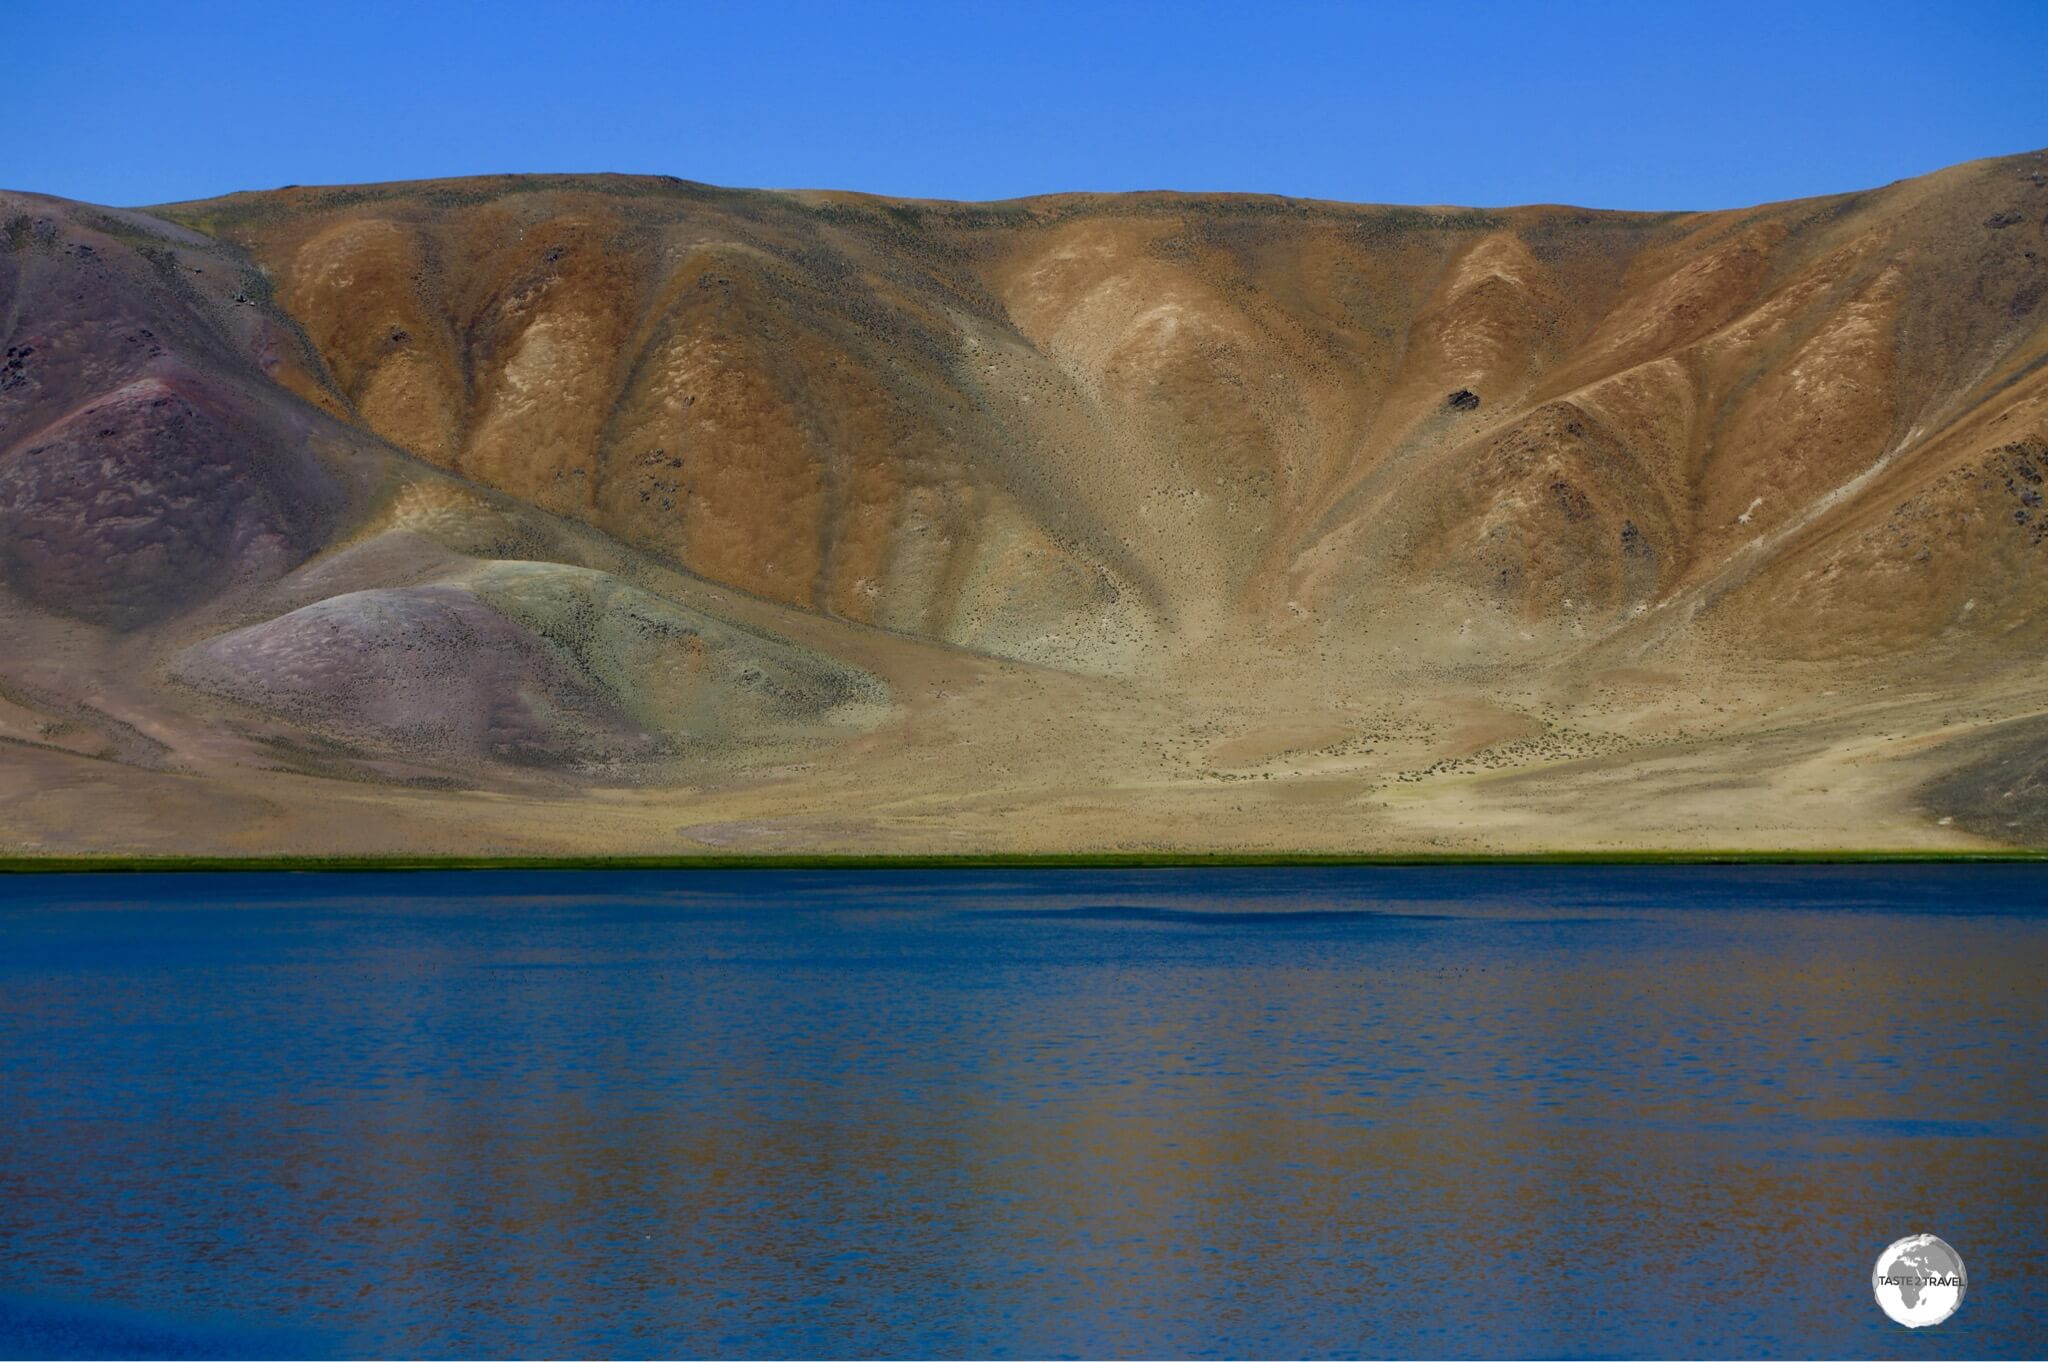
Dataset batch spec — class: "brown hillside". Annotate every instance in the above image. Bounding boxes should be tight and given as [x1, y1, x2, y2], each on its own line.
[2, 152, 2046, 854]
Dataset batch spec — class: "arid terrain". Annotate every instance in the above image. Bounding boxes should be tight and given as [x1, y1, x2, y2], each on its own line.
[2, 150, 2046, 855]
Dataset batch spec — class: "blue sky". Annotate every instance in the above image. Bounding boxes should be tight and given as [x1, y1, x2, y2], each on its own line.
[8, 0, 2045, 210]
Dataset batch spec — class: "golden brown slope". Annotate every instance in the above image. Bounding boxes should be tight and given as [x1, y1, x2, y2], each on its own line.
[161, 155, 2048, 676]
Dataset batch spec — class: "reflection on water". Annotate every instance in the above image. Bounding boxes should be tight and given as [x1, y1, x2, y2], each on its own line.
[1, 867, 2044, 1357]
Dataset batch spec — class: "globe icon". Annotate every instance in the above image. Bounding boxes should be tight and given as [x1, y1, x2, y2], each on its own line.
[1872, 1234, 1967, 1328]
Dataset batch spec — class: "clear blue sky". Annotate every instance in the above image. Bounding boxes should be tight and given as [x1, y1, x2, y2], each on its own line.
[8, 0, 2045, 210]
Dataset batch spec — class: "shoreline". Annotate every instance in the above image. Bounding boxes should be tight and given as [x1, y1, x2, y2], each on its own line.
[2, 849, 2045, 874]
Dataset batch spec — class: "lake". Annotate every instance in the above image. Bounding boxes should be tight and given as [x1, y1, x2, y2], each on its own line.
[1, 866, 2044, 1358]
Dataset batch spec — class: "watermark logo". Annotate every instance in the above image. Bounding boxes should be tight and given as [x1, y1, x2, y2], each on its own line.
[1872, 1234, 1966, 1328]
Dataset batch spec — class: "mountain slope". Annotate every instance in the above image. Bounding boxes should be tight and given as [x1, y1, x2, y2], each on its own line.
[2, 151, 2045, 854]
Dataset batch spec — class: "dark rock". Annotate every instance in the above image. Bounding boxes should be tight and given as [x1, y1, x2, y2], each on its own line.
[1985, 211, 2026, 229]
[1549, 479, 1593, 522]
[1445, 388, 1480, 411]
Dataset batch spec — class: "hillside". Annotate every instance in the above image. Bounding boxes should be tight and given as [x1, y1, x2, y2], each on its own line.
[2, 151, 2045, 854]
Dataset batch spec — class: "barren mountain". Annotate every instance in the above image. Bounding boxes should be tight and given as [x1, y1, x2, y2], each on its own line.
[2, 151, 2046, 855]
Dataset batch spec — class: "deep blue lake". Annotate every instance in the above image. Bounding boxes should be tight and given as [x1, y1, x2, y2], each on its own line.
[1, 866, 2044, 1358]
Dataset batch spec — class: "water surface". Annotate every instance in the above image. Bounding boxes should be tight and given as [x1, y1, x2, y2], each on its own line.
[1, 866, 2043, 1357]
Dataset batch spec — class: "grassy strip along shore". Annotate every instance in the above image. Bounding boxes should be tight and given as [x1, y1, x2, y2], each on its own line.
[1, 850, 2044, 874]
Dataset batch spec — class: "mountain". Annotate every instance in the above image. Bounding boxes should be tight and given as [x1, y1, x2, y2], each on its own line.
[2, 151, 2045, 855]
